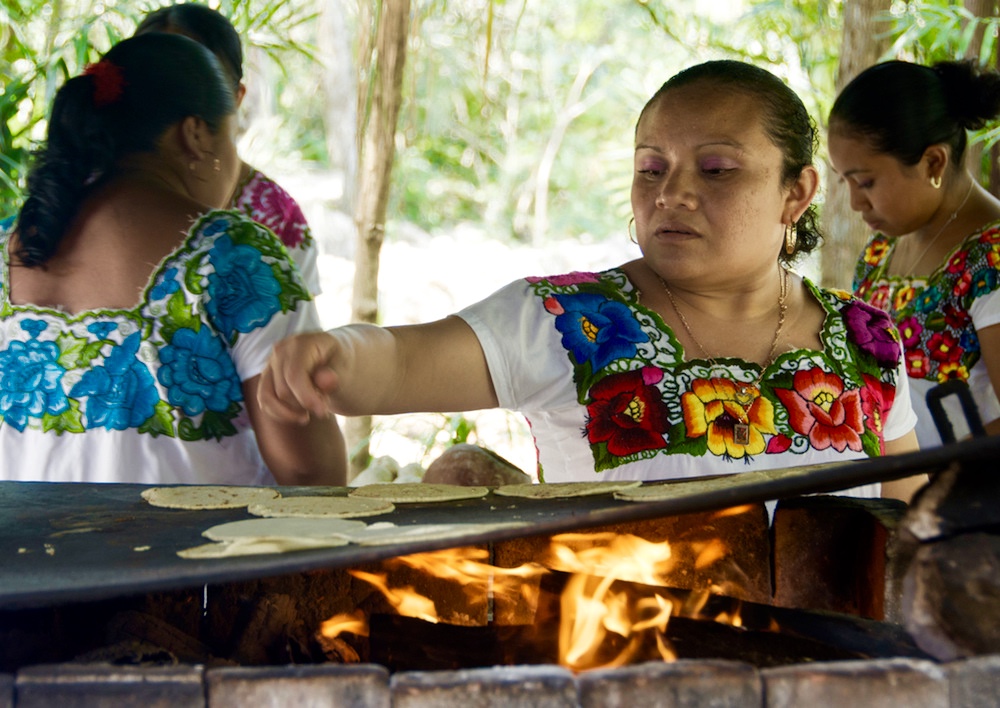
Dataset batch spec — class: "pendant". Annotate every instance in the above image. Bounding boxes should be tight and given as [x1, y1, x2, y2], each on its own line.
[734, 423, 750, 445]
[734, 384, 755, 407]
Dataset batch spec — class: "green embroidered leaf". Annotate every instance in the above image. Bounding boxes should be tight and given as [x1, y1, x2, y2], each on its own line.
[55, 331, 91, 369]
[274, 262, 312, 313]
[861, 431, 882, 458]
[199, 405, 240, 441]
[178, 417, 204, 442]
[137, 400, 176, 438]
[924, 312, 946, 331]
[162, 290, 200, 343]
[668, 433, 707, 457]
[42, 400, 85, 434]
[591, 442, 616, 472]
[185, 253, 206, 294]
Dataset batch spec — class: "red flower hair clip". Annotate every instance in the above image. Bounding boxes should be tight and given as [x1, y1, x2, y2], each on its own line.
[82, 60, 126, 107]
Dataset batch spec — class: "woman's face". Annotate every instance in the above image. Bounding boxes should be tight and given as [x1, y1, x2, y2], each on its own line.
[631, 83, 794, 289]
[827, 130, 935, 237]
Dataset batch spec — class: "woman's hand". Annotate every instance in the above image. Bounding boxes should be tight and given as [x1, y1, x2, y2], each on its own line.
[258, 330, 344, 424]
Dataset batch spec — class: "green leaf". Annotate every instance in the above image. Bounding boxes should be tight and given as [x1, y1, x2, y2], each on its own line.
[42, 399, 85, 434]
[137, 400, 177, 438]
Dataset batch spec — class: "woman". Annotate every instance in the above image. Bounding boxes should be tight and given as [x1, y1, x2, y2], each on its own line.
[135, 3, 322, 295]
[1, 33, 345, 485]
[259, 60, 919, 499]
[829, 59, 1000, 447]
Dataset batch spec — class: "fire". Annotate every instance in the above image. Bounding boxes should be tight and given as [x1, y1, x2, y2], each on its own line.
[320, 609, 370, 639]
[325, 525, 748, 672]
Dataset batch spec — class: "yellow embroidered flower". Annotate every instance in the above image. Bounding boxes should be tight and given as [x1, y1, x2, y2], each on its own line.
[681, 378, 776, 458]
[936, 361, 969, 383]
[893, 285, 916, 312]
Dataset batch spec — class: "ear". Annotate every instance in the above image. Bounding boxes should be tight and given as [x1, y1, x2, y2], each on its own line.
[177, 115, 215, 161]
[921, 143, 950, 183]
[235, 82, 247, 108]
[784, 165, 819, 223]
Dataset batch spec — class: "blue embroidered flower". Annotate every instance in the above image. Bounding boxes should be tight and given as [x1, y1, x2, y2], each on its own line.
[149, 267, 181, 301]
[70, 332, 159, 430]
[550, 292, 648, 370]
[959, 330, 980, 354]
[203, 217, 229, 237]
[87, 322, 118, 340]
[970, 267, 999, 299]
[21, 319, 47, 338]
[158, 326, 241, 416]
[913, 286, 943, 314]
[205, 235, 282, 336]
[0, 338, 69, 431]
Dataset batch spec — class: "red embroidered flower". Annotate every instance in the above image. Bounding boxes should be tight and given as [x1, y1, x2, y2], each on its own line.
[927, 332, 962, 363]
[945, 250, 968, 274]
[585, 367, 669, 457]
[869, 284, 891, 311]
[943, 303, 971, 329]
[861, 374, 895, 454]
[953, 271, 972, 298]
[83, 61, 126, 107]
[905, 349, 931, 379]
[774, 369, 864, 453]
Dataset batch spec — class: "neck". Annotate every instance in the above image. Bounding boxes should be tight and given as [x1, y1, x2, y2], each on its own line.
[653, 262, 786, 322]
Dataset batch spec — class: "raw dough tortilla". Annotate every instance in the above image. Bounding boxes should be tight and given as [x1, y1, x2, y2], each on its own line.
[494, 480, 642, 499]
[348, 483, 489, 503]
[340, 520, 530, 546]
[177, 536, 349, 559]
[202, 517, 368, 541]
[248, 495, 395, 518]
[613, 462, 854, 502]
[141, 485, 280, 510]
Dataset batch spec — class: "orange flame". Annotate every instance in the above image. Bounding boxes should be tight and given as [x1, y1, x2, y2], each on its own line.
[330, 528, 746, 672]
[320, 610, 370, 639]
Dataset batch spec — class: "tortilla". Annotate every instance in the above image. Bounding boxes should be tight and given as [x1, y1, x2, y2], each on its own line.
[613, 462, 854, 502]
[248, 495, 395, 518]
[348, 482, 489, 504]
[141, 485, 280, 510]
[493, 480, 642, 499]
[177, 536, 349, 559]
[339, 520, 530, 546]
[202, 517, 368, 542]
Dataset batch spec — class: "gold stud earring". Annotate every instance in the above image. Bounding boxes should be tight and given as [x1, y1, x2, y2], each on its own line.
[930, 175, 942, 189]
[212, 158, 221, 172]
[784, 222, 798, 255]
[627, 217, 637, 244]
[188, 161, 197, 172]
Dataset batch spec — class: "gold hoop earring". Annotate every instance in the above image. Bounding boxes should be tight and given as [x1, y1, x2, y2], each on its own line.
[627, 217, 637, 244]
[784, 222, 798, 255]
[930, 175, 942, 189]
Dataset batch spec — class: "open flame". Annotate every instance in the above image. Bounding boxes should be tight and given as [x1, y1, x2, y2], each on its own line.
[324, 511, 751, 671]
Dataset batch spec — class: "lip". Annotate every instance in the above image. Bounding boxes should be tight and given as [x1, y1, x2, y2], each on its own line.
[652, 221, 700, 238]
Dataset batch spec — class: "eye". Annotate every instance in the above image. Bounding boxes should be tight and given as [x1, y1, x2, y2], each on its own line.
[700, 157, 737, 176]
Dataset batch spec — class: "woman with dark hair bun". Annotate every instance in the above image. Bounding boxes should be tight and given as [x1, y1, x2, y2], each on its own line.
[829, 59, 1000, 447]
[135, 3, 322, 295]
[1, 32, 345, 485]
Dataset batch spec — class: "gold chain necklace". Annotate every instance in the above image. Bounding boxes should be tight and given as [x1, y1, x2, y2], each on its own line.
[893, 181, 975, 275]
[660, 267, 788, 444]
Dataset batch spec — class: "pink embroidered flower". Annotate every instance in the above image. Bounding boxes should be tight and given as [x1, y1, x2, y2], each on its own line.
[526, 272, 600, 286]
[774, 369, 864, 453]
[897, 316, 923, 348]
[869, 284, 891, 311]
[945, 250, 968, 274]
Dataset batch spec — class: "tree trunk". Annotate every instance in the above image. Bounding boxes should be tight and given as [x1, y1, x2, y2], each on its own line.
[820, 0, 894, 288]
[346, 0, 411, 478]
[964, 0, 1000, 196]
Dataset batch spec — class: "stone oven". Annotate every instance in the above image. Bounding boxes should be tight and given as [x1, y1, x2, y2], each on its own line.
[2, 436, 999, 706]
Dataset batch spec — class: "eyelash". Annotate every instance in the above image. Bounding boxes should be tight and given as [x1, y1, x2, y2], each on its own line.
[636, 167, 735, 177]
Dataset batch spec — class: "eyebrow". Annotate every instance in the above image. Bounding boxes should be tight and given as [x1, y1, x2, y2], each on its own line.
[634, 140, 744, 152]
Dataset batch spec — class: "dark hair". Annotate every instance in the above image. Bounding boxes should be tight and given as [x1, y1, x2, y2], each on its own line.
[14, 32, 235, 267]
[135, 3, 243, 90]
[829, 59, 1000, 168]
[637, 60, 821, 265]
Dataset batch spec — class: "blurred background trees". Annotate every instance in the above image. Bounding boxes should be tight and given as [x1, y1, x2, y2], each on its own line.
[2, 0, 998, 473]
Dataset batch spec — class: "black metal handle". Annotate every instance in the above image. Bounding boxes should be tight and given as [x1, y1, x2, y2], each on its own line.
[925, 379, 986, 444]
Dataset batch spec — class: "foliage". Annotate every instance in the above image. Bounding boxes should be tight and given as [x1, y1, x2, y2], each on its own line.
[882, 0, 1000, 153]
[0, 0, 322, 217]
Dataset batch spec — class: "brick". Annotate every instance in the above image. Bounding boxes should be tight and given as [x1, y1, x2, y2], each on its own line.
[15, 663, 204, 708]
[772, 496, 908, 621]
[763, 658, 948, 707]
[391, 664, 577, 708]
[492, 505, 772, 625]
[947, 655, 1000, 708]
[207, 664, 389, 708]
[578, 659, 762, 707]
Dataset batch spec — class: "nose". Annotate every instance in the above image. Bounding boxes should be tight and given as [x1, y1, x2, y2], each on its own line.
[655, 170, 695, 210]
[845, 183, 867, 213]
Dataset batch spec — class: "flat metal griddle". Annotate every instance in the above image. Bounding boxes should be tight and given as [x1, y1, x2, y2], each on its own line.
[1, 436, 994, 610]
